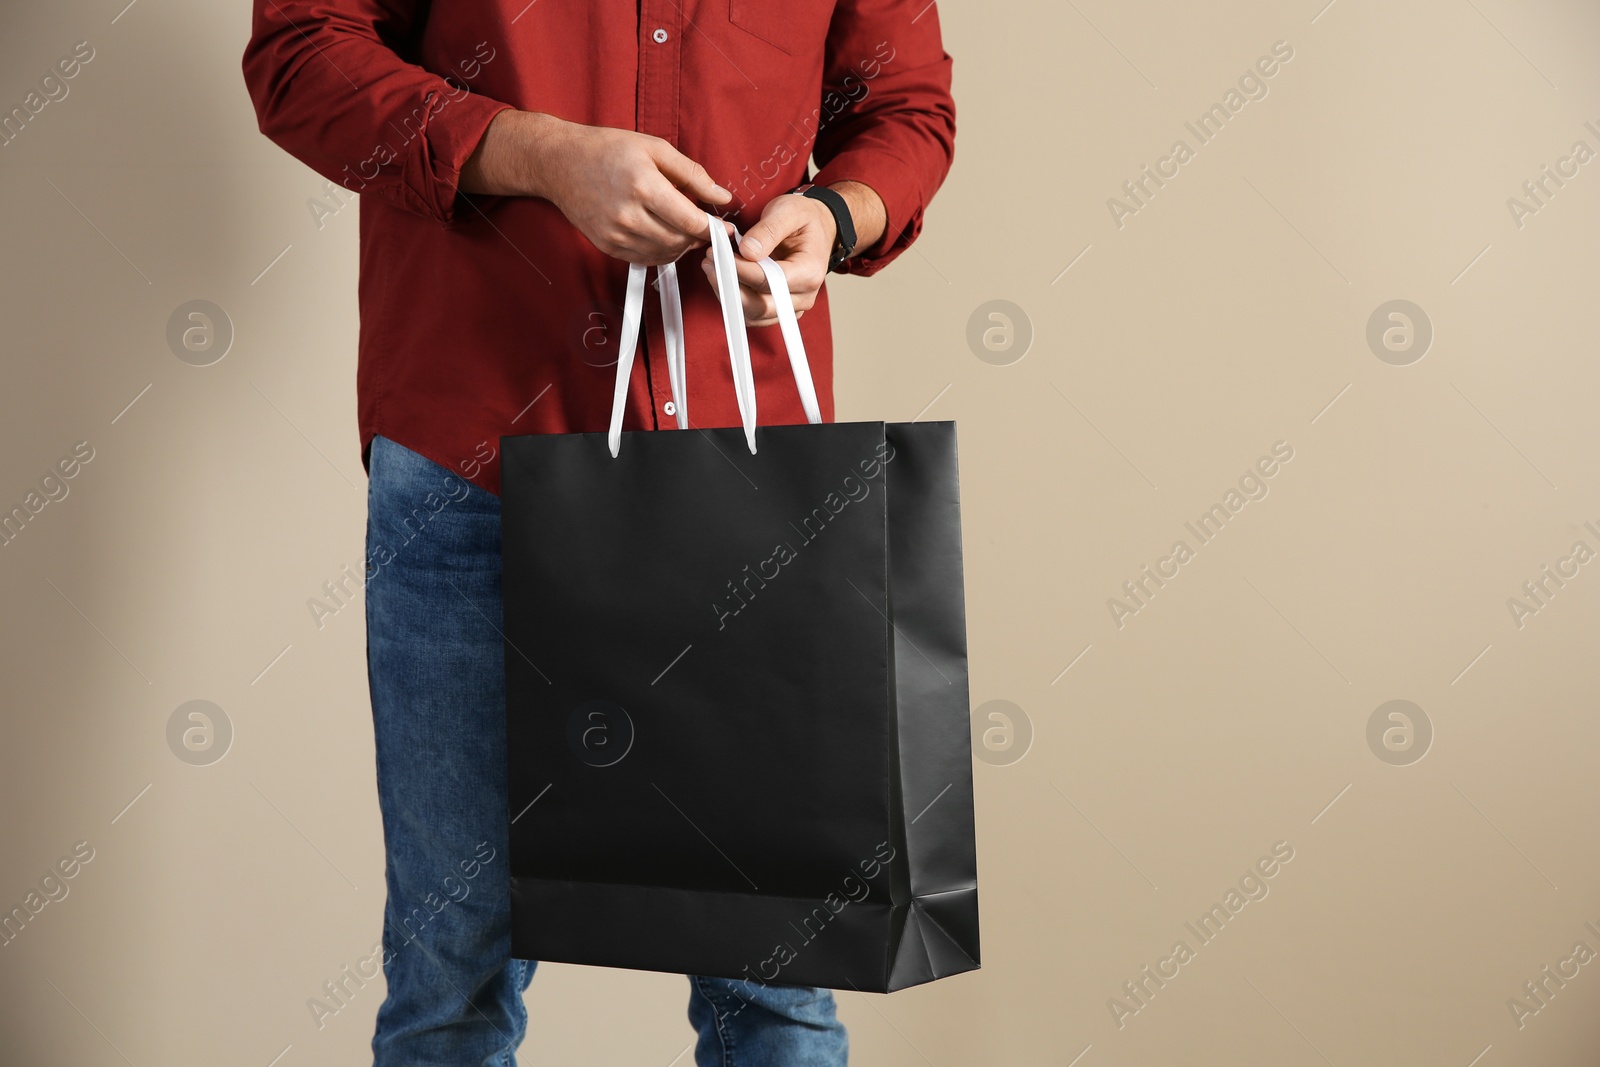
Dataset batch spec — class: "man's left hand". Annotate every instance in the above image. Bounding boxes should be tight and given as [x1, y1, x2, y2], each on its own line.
[701, 192, 834, 327]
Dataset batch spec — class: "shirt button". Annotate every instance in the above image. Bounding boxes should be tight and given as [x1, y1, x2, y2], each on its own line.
[663, 400, 677, 416]
[652, 27, 669, 43]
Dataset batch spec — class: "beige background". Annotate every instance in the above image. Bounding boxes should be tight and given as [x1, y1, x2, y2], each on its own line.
[2, 0, 1598, 1063]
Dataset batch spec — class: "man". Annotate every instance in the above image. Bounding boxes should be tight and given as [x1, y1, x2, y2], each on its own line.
[241, 2, 954, 1063]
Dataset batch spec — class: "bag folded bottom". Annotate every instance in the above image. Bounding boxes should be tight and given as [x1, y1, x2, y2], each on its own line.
[509, 877, 979, 992]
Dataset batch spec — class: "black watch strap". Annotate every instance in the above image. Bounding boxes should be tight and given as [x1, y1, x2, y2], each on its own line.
[791, 183, 857, 271]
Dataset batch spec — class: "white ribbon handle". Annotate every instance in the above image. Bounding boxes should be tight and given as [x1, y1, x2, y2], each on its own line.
[705, 216, 759, 454]
[606, 264, 649, 458]
[658, 261, 687, 430]
[751, 252, 823, 426]
[606, 211, 822, 458]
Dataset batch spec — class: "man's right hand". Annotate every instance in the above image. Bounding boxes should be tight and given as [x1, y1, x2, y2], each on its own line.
[460, 110, 731, 265]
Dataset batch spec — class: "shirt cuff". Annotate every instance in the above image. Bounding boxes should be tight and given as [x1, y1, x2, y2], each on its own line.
[402, 86, 514, 225]
[811, 150, 923, 277]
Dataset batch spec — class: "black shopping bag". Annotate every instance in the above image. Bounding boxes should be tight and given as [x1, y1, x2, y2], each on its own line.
[499, 217, 978, 992]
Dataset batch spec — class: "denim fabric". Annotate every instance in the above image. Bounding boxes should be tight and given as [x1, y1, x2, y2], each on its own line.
[364, 433, 848, 1067]
[687, 976, 850, 1067]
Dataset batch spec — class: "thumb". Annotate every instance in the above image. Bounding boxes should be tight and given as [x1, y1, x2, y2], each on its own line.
[651, 141, 733, 205]
[738, 196, 811, 261]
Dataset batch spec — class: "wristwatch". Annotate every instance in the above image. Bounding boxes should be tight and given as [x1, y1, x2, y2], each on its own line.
[788, 182, 857, 272]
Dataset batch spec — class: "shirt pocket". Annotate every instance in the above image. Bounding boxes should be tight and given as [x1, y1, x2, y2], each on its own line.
[728, 0, 836, 57]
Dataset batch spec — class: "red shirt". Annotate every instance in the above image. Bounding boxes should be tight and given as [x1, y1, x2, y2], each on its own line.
[241, 0, 955, 495]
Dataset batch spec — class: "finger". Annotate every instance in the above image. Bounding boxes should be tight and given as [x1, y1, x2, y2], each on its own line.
[702, 255, 775, 323]
[700, 230, 757, 287]
[747, 277, 815, 319]
[613, 210, 699, 264]
[707, 254, 819, 314]
[628, 205, 695, 248]
[738, 195, 813, 260]
[759, 251, 827, 298]
[611, 224, 703, 265]
[783, 282, 819, 312]
[634, 175, 715, 243]
[730, 277, 778, 323]
[725, 236, 827, 294]
[726, 255, 773, 293]
[640, 205, 711, 256]
[649, 139, 734, 205]
[700, 253, 736, 303]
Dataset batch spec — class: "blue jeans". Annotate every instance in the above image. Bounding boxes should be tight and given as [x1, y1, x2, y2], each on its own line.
[364, 434, 849, 1067]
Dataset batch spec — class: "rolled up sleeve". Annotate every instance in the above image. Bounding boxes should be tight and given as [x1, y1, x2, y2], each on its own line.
[241, 0, 513, 225]
[810, 0, 956, 275]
